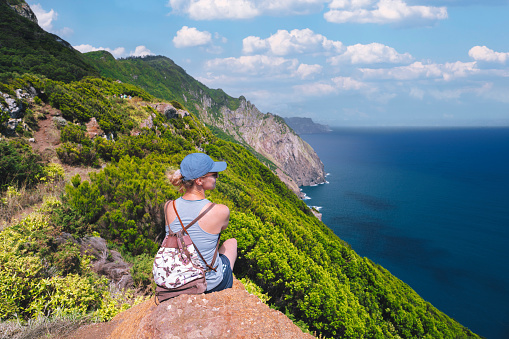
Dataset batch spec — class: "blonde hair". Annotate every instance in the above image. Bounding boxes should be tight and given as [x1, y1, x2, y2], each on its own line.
[168, 169, 195, 194]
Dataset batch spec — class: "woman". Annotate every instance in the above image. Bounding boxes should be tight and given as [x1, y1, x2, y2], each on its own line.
[166, 152, 237, 293]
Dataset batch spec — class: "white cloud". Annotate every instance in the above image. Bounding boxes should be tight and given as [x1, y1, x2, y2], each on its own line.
[130, 46, 154, 57]
[409, 87, 425, 99]
[243, 36, 269, 54]
[168, 0, 260, 20]
[243, 29, 343, 56]
[214, 32, 228, 44]
[469, 46, 509, 64]
[328, 42, 412, 65]
[30, 3, 57, 31]
[168, 0, 326, 20]
[294, 82, 338, 96]
[30, 3, 73, 35]
[205, 55, 299, 76]
[73, 44, 126, 58]
[173, 26, 212, 48]
[360, 61, 478, 81]
[293, 76, 368, 98]
[56, 27, 74, 37]
[295, 64, 323, 78]
[331, 76, 366, 90]
[324, 0, 448, 25]
[428, 83, 492, 101]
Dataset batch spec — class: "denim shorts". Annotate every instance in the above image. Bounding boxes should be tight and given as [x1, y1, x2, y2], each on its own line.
[206, 254, 233, 293]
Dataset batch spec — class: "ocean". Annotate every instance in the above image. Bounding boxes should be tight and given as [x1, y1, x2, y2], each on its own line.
[299, 127, 509, 339]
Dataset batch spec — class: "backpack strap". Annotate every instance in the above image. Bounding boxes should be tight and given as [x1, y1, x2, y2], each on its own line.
[172, 200, 220, 272]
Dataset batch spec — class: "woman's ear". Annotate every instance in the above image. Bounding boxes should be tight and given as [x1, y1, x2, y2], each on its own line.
[194, 177, 204, 186]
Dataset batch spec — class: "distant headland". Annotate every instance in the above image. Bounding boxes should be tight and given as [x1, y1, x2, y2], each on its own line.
[284, 117, 332, 134]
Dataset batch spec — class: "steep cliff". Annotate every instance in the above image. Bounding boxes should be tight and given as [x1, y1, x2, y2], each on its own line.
[196, 96, 326, 192]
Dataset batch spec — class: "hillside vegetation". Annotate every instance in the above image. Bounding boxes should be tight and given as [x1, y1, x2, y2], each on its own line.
[84, 51, 241, 121]
[0, 0, 98, 82]
[0, 73, 481, 338]
[0, 2, 481, 337]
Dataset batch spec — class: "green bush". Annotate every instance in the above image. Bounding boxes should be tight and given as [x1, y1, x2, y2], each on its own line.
[0, 212, 145, 321]
[127, 253, 155, 290]
[60, 123, 91, 146]
[56, 142, 98, 167]
[0, 214, 102, 319]
[0, 138, 44, 190]
[65, 156, 177, 255]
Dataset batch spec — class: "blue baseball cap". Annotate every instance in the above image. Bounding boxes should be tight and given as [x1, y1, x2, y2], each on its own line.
[180, 153, 227, 181]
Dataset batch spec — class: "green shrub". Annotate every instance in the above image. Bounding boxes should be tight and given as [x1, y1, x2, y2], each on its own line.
[41, 163, 65, 183]
[0, 138, 44, 190]
[65, 156, 177, 256]
[50, 204, 90, 239]
[0, 212, 144, 321]
[56, 142, 98, 167]
[170, 100, 184, 110]
[128, 253, 154, 290]
[60, 123, 91, 146]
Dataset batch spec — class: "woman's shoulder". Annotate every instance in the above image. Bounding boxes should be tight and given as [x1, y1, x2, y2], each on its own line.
[210, 203, 229, 216]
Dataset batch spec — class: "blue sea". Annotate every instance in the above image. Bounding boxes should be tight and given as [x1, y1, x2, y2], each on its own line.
[299, 127, 509, 339]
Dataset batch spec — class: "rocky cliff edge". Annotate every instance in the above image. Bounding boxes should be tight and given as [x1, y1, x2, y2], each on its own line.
[66, 279, 315, 339]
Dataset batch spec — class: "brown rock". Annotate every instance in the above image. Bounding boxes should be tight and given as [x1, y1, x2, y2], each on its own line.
[68, 279, 314, 339]
[85, 117, 104, 139]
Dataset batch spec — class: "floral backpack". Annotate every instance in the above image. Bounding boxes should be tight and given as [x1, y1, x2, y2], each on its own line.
[153, 200, 220, 303]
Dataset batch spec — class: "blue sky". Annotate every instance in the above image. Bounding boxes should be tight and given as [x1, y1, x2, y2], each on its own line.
[29, 0, 509, 126]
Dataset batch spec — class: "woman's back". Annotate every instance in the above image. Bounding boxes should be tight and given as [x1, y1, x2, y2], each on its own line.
[166, 197, 224, 290]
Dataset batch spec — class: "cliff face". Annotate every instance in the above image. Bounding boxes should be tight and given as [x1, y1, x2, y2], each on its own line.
[196, 96, 326, 193]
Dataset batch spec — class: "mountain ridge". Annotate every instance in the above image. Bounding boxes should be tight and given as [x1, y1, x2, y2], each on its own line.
[84, 51, 326, 191]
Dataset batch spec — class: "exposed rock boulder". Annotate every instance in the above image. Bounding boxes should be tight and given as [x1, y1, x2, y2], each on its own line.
[68, 279, 314, 339]
[53, 116, 68, 129]
[152, 103, 189, 120]
[85, 117, 104, 139]
[78, 236, 134, 290]
[2, 92, 24, 119]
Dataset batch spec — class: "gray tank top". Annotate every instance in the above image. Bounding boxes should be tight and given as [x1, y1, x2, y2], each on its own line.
[165, 197, 223, 290]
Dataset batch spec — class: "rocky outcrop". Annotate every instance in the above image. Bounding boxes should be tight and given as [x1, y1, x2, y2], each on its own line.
[85, 117, 104, 139]
[67, 279, 314, 339]
[1, 88, 35, 135]
[79, 236, 134, 290]
[152, 103, 190, 120]
[7, 0, 38, 24]
[195, 97, 326, 193]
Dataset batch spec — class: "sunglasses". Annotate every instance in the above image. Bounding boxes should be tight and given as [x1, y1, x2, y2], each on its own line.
[201, 172, 219, 179]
